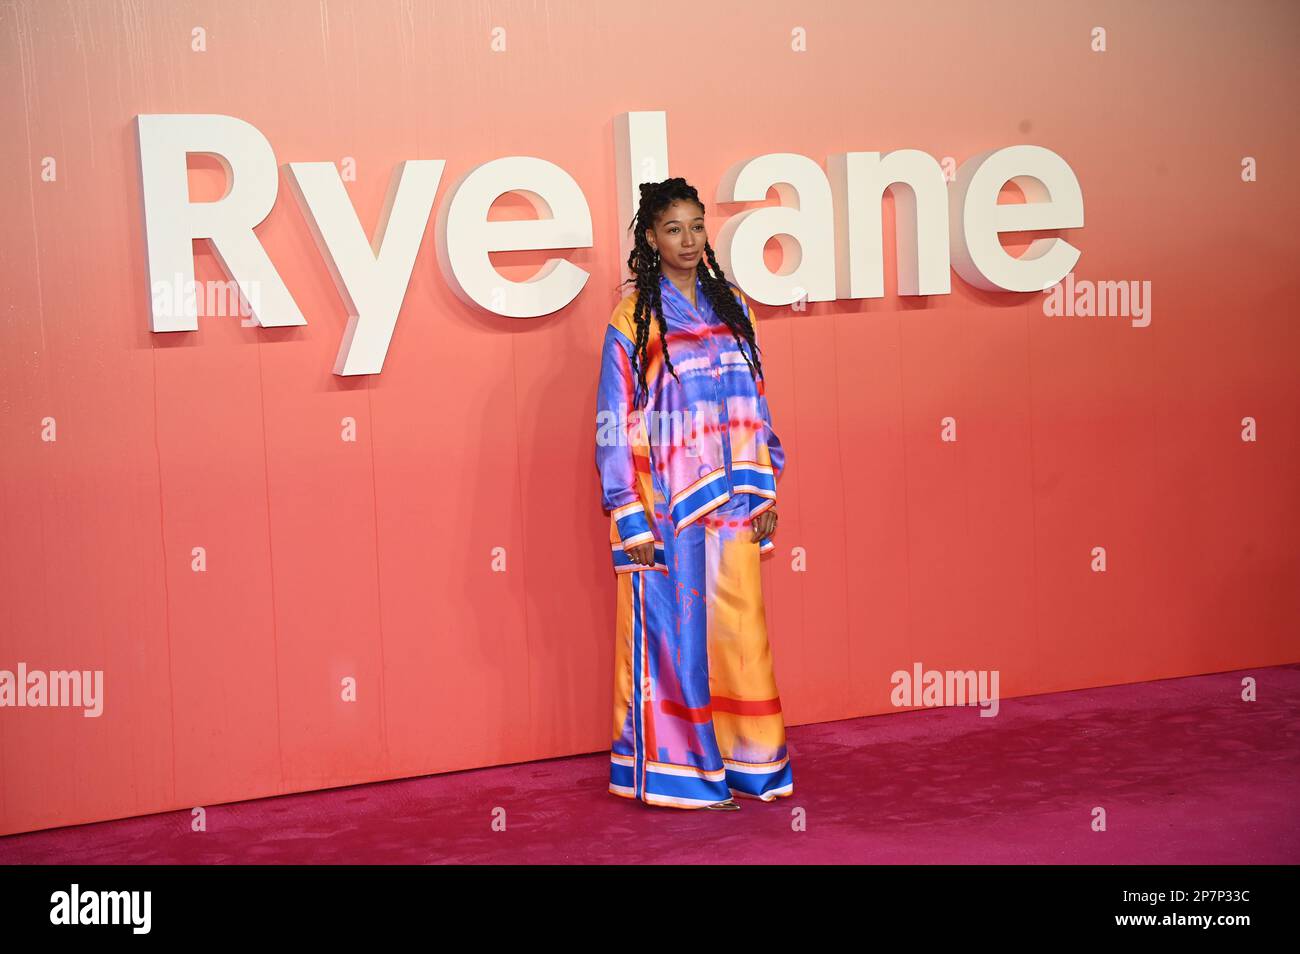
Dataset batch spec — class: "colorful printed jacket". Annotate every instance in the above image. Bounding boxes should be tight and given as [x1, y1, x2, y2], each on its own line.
[595, 274, 785, 573]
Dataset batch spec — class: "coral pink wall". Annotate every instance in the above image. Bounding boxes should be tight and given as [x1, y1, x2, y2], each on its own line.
[1, 0, 1297, 834]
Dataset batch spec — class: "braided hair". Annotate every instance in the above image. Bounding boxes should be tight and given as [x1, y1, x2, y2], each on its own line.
[617, 177, 764, 408]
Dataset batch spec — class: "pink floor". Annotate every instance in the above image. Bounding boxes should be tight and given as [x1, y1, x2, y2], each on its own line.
[3, 664, 1298, 864]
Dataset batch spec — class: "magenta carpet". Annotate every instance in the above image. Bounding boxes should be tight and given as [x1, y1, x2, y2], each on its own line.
[3, 664, 1297, 864]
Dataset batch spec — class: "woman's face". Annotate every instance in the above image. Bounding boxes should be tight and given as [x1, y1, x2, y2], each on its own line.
[646, 200, 706, 271]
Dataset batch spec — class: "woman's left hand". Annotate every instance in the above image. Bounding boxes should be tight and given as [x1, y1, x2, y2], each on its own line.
[751, 508, 777, 542]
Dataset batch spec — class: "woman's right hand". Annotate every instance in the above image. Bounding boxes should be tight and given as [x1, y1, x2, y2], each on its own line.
[625, 541, 656, 566]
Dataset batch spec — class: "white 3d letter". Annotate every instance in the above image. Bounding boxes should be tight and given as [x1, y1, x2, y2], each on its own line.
[286, 160, 444, 376]
[950, 145, 1084, 292]
[614, 111, 670, 286]
[435, 157, 593, 318]
[135, 114, 304, 331]
[714, 154, 836, 307]
[828, 150, 951, 298]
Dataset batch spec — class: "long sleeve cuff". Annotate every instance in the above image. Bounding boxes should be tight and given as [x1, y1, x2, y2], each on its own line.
[612, 540, 666, 573]
[611, 501, 655, 549]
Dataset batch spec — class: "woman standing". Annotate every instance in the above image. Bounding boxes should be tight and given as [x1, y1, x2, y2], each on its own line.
[595, 177, 792, 811]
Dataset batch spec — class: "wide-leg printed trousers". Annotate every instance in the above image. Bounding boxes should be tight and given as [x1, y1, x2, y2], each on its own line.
[609, 494, 793, 808]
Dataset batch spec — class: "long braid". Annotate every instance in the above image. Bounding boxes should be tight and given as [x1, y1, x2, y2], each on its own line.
[618, 182, 676, 408]
[699, 241, 764, 384]
[616, 177, 763, 408]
